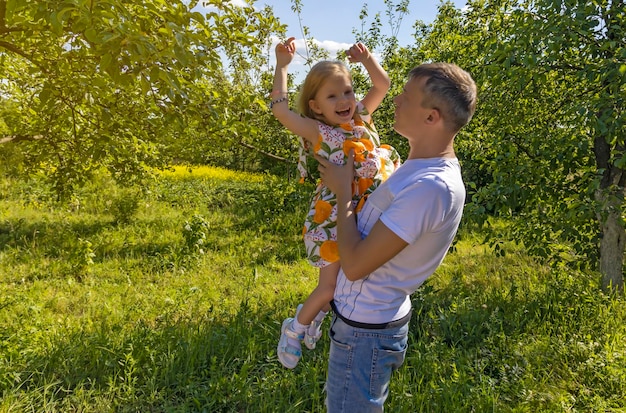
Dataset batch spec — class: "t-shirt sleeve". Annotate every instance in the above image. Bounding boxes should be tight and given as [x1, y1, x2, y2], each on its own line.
[379, 178, 450, 244]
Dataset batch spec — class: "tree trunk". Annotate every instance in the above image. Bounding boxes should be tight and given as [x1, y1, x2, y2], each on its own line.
[593, 126, 625, 292]
[596, 189, 625, 291]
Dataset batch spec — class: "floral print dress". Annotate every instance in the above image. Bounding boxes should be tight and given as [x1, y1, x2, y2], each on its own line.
[298, 102, 401, 268]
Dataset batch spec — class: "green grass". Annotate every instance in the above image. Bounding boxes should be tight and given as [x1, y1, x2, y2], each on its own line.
[1, 169, 625, 412]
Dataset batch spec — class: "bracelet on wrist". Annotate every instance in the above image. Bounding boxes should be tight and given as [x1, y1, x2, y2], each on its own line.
[269, 96, 288, 109]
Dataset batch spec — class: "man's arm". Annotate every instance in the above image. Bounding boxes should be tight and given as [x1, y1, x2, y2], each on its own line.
[317, 152, 408, 281]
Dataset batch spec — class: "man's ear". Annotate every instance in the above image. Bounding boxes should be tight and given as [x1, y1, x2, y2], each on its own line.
[309, 99, 322, 115]
[426, 108, 441, 124]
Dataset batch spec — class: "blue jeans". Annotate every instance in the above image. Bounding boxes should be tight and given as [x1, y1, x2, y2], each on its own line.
[325, 314, 409, 412]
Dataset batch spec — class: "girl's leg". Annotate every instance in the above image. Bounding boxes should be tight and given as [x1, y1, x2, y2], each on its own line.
[297, 261, 339, 325]
[299, 261, 339, 350]
[277, 261, 340, 368]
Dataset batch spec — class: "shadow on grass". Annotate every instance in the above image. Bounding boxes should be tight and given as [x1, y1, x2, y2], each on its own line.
[0, 214, 306, 273]
[0, 218, 110, 253]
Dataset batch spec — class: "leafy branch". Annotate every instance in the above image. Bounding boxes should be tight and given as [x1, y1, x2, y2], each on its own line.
[239, 141, 292, 164]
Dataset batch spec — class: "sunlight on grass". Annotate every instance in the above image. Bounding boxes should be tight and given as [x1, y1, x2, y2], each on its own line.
[155, 165, 265, 182]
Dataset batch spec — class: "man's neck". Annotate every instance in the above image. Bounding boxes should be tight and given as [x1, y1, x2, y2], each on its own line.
[407, 143, 456, 160]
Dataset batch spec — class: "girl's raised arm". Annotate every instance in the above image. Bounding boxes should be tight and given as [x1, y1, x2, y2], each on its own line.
[347, 43, 390, 115]
[271, 37, 319, 145]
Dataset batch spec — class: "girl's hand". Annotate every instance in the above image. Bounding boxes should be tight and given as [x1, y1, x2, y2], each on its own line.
[346, 42, 370, 64]
[275, 37, 296, 67]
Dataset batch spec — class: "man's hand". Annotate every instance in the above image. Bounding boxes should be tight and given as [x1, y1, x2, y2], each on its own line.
[315, 150, 355, 200]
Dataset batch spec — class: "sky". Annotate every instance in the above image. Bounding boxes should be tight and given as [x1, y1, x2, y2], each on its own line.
[249, 0, 468, 80]
[257, 0, 466, 44]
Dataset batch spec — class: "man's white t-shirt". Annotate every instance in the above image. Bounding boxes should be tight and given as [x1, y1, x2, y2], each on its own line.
[333, 157, 466, 324]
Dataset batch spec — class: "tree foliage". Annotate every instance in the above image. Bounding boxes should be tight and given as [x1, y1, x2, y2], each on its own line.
[0, 0, 282, 195]
[404, 0, 625, 289]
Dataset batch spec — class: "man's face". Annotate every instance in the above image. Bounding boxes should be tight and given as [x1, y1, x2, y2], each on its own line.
[392, 76, 430, 139]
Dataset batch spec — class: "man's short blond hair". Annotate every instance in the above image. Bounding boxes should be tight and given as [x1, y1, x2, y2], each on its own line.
[409, 63, 477, 133]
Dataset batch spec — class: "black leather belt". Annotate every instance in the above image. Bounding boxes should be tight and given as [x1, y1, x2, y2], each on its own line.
[330, 300, 412, 330]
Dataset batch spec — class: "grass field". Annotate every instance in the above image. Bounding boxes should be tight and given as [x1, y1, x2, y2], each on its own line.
[1, 167, 625, 412]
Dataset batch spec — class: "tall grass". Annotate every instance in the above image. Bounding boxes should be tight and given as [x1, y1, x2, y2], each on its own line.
[0, 168, 625, 412]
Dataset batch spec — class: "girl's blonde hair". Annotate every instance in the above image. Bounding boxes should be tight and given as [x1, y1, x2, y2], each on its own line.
[297, 61, 352, 120]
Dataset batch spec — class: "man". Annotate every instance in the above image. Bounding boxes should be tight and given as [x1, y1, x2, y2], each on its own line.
[316, 63, 477, 412]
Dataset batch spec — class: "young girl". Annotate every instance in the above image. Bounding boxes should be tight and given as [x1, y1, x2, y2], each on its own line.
[271, 37, 400, 369]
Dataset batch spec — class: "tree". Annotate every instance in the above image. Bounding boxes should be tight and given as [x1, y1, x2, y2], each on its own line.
[410, 0, 625, 290]
[0, 0, 281, 195]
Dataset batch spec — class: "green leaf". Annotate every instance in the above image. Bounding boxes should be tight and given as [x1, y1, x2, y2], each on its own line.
[84, 28, 100, 44]
[100, 53, 113, 72]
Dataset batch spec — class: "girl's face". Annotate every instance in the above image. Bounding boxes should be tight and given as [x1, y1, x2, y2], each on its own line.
[308, 74, 356, 125]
